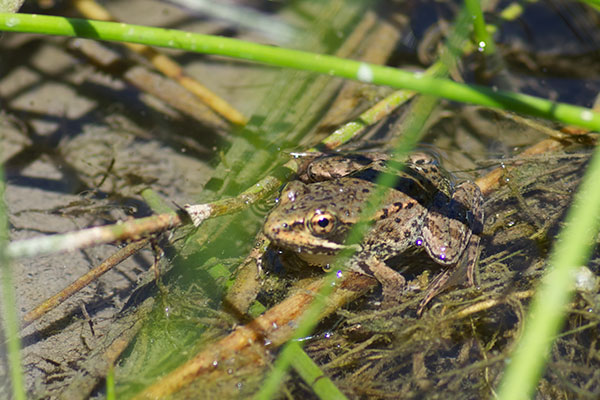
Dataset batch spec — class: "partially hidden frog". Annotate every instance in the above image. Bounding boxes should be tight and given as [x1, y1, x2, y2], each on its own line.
[263, 152, 484, 314]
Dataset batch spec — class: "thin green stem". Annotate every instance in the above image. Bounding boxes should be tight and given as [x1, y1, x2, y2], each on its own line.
[0, 169, 25, 399]
[464, 0, 496, 54]
[255, 268, 340, 400]
[106, 366, 116, 400]
[287, 343, 348, 400]
[0, 13, 598, 130]
[497, 140, 600, 399]
[256, 94, 439, 400]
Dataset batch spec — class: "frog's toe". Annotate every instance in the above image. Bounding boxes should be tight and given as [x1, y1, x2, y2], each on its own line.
[416, 269, 451, 316]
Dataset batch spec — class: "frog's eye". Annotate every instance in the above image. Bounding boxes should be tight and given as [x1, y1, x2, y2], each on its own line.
[308, 212, 336, 236]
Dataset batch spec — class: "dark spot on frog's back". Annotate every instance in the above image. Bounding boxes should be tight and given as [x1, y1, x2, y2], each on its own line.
[380, 208, 389, 219]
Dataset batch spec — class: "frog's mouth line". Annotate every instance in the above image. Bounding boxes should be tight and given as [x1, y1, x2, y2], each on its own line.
[265, 221, 349, 254]
[271, 233, 347, 254]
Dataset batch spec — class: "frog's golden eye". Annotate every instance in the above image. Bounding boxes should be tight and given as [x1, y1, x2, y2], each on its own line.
[308, 212, 336, 236]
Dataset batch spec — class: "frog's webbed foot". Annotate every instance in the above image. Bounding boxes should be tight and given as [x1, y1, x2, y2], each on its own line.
[359, 256, 406, 308]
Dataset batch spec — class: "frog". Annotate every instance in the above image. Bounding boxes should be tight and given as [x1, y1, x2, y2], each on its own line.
[263, 152, 484, 315]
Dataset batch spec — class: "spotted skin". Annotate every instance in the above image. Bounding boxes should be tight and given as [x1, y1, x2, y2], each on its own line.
[263, 153, 484, 314]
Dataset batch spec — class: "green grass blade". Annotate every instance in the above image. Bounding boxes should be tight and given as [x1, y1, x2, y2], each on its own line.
[256, 93, 440, 399]
[497, 144, 600, 399]
[0, 168, 25, 399]
[288, 343, 348, 400]
[464, 0, 496, 54]
[106, 366, 115, 400]
[0, 13, 599, 130]
[255, 268, 340, 400]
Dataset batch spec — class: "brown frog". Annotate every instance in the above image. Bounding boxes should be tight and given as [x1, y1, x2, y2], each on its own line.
[263, 152, 484, 314]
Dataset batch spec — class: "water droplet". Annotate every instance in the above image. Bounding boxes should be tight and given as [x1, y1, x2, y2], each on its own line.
[415, 238, 423, 246]
[6, 17, 20, 27]
[336, 270, 343, 278]
[357, 63, 373, 83]
[212, 360, 219, 367]
[477, 41, 486, 52]
[581, 110, 593, 121]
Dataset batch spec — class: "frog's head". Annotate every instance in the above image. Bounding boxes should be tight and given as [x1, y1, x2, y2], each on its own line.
[263, 180, 361, 262]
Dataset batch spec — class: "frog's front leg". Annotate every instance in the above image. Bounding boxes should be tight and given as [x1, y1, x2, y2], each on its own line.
[416, 232, 481, 315]
[356, 255, 406, 308]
